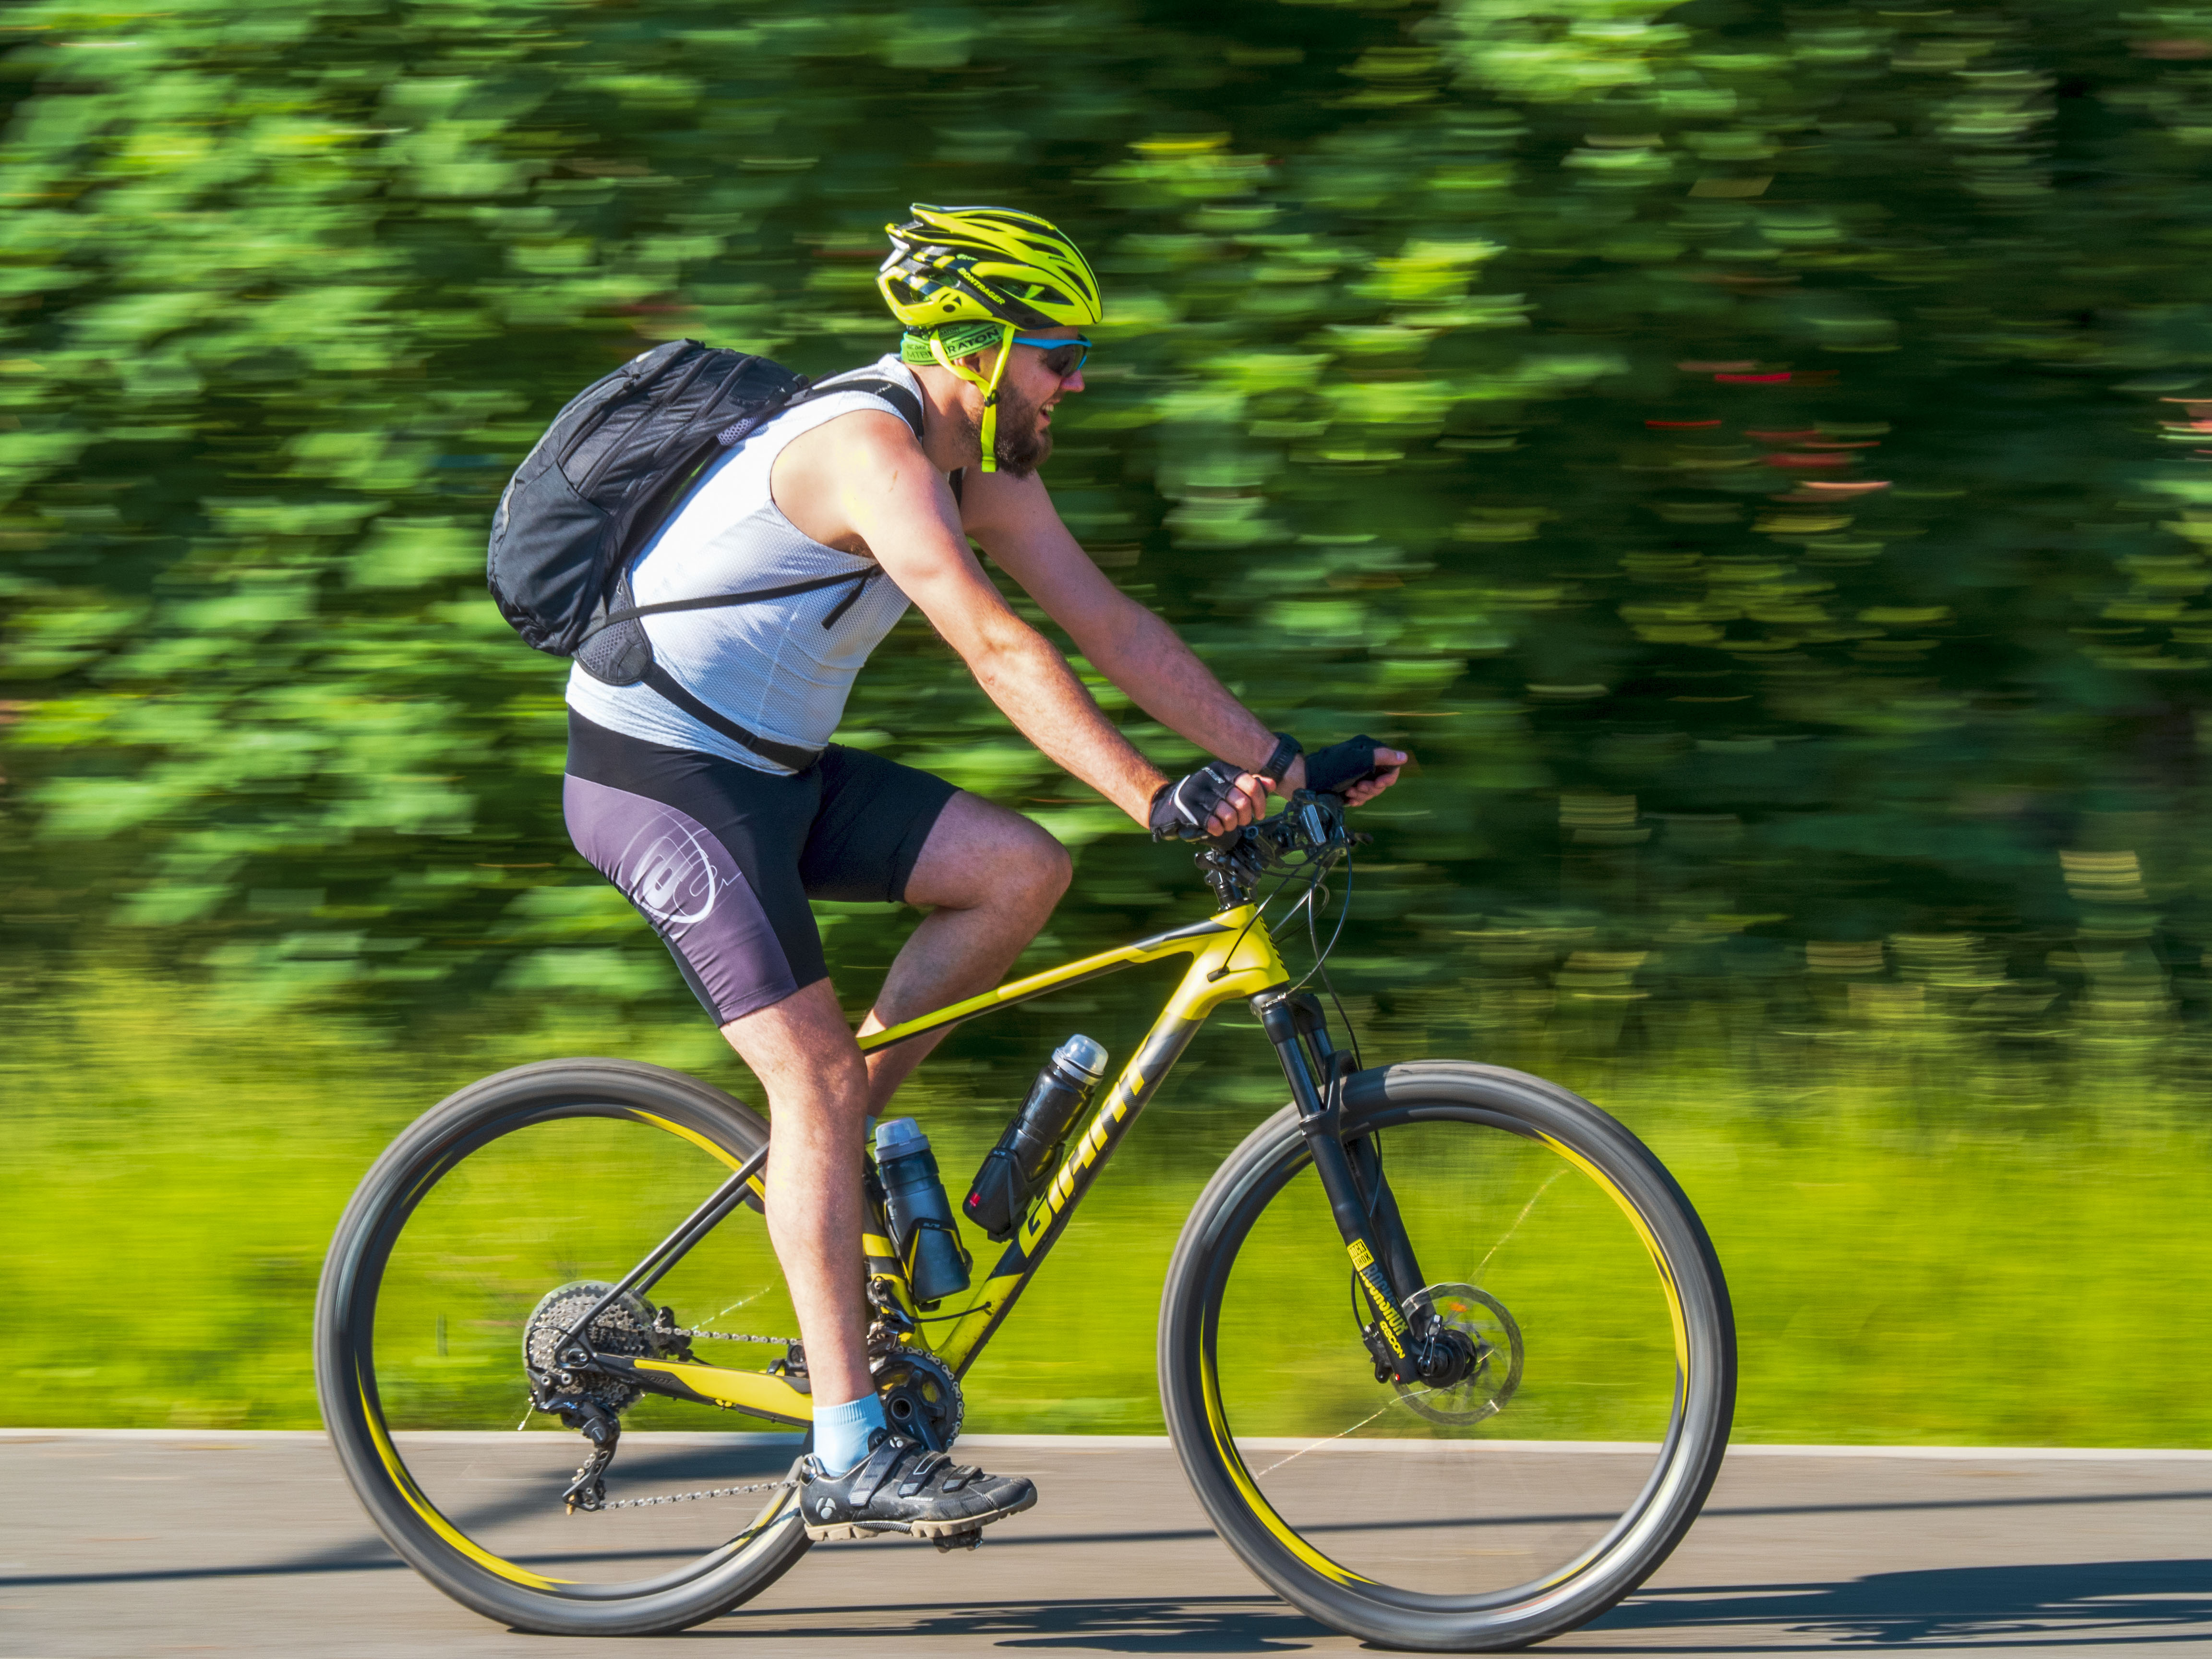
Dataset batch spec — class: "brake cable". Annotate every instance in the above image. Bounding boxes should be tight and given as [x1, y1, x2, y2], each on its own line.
[1288, 852, 1363, 1069]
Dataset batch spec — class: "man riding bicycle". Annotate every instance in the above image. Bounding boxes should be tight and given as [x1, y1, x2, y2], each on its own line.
[560, 203, 1408, 1541]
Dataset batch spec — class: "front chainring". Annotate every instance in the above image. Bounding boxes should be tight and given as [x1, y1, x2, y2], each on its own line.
[872, 1347, 963, 1450]
[1395, 1282, 1525, 1425]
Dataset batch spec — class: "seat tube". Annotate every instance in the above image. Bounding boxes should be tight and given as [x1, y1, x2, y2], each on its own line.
[1251, 991, 1418, 1373]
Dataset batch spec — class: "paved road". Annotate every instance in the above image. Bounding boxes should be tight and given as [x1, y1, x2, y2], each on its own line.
[2, 1431, 2207, 1656]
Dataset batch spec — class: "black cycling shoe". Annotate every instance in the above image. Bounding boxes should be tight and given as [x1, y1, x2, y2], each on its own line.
[795, 1430, 1036, 1545]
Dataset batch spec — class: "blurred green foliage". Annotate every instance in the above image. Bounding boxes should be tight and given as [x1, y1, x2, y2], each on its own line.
[10, 988, 2210, 1441]
[7, 0, 2212, 1064]
[13, 0, 2212, 1447]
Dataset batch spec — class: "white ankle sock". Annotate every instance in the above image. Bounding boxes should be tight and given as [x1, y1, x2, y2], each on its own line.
[814, 1394, 887, 1475]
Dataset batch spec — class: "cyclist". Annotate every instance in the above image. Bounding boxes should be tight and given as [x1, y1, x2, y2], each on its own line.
[561, 203, 1407, 1541]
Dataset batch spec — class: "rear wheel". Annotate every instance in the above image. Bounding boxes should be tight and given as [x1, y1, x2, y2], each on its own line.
[1160, 1060, 1734, 1652]
[313, 1059, 811, 1636]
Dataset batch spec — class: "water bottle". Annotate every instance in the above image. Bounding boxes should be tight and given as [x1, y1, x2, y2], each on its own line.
[963, 1035, 1109, 1242]
[873, 1118, 972, 1304]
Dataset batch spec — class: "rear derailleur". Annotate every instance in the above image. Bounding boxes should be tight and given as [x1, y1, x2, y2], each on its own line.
[522, 1280, 685, 1513]
[534, 1392, 623, 1514]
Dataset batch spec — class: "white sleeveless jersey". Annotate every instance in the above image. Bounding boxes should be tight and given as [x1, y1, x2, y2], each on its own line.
[565, 356, 925, 773]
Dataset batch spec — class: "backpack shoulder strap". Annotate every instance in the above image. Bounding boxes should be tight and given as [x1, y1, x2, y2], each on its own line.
[573, 366, 920, 657]
[792, 372, 925, 442]
[638, 662, 823, 772]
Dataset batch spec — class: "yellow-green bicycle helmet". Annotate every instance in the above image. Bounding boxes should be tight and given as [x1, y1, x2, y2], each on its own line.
[879, 204, 1103, 471]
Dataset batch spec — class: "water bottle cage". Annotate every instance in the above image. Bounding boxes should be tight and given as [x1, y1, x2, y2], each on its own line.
[898, 1214, 971, 1303]
[964, 1137, 1070, 1243]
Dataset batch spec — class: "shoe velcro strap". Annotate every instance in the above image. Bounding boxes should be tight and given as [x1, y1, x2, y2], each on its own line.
[939, 1464, 977, 1493]
[896, 1450, 950, 1500]
[845, 1437, 914, 1508]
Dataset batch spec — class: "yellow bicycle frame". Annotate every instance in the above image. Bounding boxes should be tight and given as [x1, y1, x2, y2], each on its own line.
[623, 904, 1290, 1424]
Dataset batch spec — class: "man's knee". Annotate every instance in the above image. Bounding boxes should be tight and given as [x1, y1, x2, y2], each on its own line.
[907, 793, 1072, 914]
[721, 979, 868, 1105]
[1022, 822, 1074, 907]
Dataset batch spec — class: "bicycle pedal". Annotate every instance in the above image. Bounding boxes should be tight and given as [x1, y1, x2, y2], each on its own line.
[931, 1527, 984, 1553]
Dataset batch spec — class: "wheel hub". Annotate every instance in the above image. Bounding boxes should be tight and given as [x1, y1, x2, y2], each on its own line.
[1414, 1322, 1482, 1390]
[1394, 1282, 1525, 1424]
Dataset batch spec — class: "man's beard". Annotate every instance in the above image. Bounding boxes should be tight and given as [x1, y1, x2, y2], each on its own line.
[957, 382, 1052, 478]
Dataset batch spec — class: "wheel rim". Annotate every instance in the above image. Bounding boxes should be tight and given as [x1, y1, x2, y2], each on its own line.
[1195, 1103, 1706, 1611]
[334, 1098, 805, 1598]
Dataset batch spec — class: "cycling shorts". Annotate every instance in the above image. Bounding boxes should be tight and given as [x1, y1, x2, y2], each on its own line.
[562, 710, 958, 1025]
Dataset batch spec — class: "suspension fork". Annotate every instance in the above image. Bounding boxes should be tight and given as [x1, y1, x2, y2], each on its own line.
[1253, 990, 1431, 1384]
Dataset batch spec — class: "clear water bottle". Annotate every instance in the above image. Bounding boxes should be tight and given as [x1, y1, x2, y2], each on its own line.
[873, 1118, 972, 1305]
[963, 1035, 1108, 1242]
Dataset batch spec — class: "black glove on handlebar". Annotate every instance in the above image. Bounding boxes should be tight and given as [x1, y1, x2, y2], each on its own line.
[1303, 734, 1389, 795]
[1149, 761, 1249, 842]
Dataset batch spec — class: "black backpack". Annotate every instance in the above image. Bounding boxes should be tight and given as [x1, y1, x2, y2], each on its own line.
[486, 339, 922, 769]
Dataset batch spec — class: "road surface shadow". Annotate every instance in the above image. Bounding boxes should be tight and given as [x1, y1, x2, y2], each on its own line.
[1585, 1557, 2212, 1650]
[705, 1593, 1329, 1652]
[692, 1560, 2212, 1653]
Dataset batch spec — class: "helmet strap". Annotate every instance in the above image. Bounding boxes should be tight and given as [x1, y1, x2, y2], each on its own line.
[928, 323, 1017, 475]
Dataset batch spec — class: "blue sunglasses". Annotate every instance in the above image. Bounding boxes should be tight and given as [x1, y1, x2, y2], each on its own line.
[1009, 334, 1092, 379]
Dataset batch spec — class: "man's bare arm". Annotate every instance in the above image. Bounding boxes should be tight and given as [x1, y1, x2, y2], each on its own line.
[962, 469, 1405, 802]
[816, 415, 1166, 822]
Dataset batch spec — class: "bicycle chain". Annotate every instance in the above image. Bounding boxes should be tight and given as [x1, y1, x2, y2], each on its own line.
[598, 1474, 796, 1511]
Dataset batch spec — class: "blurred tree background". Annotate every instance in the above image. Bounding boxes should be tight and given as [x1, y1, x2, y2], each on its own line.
[4, 0, 2210, 1439]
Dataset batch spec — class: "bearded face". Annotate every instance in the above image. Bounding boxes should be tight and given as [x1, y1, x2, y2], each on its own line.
[937, 354, 1057, 479]
[988, 379, 1053, 478]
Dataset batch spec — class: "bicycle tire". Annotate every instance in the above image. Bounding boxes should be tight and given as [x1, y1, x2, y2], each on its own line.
[313, 1058, 811, 1636]
[1159, 1060, 1735, 1651]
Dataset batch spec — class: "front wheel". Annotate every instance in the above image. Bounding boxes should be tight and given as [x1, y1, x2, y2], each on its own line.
[1160, 1061, 1735, 1651]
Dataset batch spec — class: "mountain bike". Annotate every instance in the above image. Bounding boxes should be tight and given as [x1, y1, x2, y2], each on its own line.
[314, 791, 1735, 1650]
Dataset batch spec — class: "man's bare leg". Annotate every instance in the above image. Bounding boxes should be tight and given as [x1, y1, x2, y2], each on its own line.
[718, 980, 874, 1410]
[855, 791, 1072, 1110]
[713, 793, 1068, 1417]
[721, 969, 1041, 1532]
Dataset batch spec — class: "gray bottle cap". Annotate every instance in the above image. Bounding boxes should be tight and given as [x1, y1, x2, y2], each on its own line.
[1054, 1034, 1108, 1078]
[874, 1117, 930, 1161]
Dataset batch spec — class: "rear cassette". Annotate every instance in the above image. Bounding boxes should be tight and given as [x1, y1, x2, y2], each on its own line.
[524, 1280, 669, 1414]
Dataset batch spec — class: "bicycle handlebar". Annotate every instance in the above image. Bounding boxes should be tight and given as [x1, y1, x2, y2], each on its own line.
[1185, 790, 1364, 909]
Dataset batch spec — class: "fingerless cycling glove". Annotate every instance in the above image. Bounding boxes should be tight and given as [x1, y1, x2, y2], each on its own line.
[1303, 734, 1389, 795]
[1149, 761, 1249, 842]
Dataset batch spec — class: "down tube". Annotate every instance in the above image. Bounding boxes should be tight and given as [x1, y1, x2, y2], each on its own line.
[929, 1010, 1206, 1378]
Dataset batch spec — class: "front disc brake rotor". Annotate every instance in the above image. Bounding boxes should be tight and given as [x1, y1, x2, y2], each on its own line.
[1394, 1282, 1525, 1425]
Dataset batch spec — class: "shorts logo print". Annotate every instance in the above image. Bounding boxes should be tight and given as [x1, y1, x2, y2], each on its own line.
[623, 809, 723, 926]
[562, 771, 800, 1024]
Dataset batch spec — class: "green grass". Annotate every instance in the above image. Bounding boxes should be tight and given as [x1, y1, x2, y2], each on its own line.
[7, 976, 2209, 1447]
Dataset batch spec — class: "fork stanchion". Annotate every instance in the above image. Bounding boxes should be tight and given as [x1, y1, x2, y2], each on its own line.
[1255, 990, 1421, 1383]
